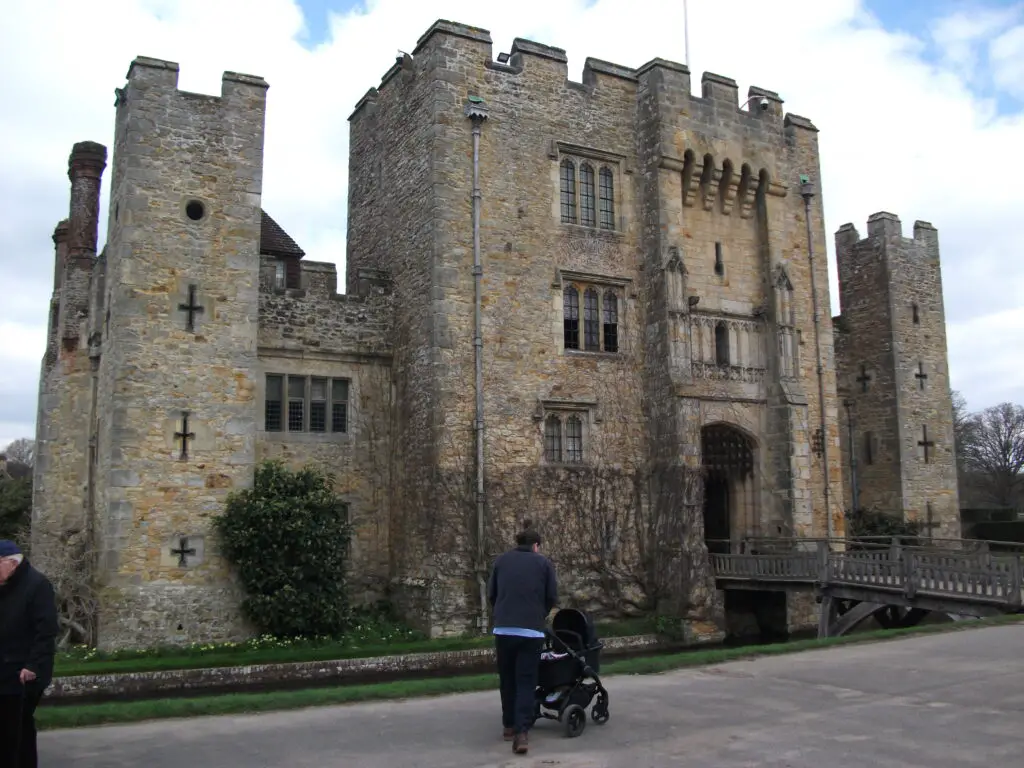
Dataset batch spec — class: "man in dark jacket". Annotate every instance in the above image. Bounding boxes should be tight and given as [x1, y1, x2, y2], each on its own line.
[0, 540, 59, 768]
[487, 520, 558, 755]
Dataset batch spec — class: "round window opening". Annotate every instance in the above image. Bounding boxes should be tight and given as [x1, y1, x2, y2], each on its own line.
[185, 200, 205, 221]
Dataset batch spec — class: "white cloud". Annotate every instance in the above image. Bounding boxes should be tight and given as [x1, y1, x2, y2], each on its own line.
[930, 3, 1023, 75]
[990, 24, 1024, 96]
[1, 0, 1022, 450]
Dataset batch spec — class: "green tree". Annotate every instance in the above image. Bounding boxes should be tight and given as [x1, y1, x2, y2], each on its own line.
[213, 460, 352, 637]
[0, 475, 32, 541]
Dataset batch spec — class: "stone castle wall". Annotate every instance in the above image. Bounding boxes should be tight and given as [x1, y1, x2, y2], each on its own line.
[256, 256, 394, 601]
[346, 35, 448, 630]
[348, 20, 845, 634]
[633, 56, 843, 545]
[32, 19, 962, 648]
[31, 144, 108, 610]
[89, 58, 270, 649]
[835, 214, 960, 536]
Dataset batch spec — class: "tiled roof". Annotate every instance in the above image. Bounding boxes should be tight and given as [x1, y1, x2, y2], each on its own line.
[260, 210, 305, 258]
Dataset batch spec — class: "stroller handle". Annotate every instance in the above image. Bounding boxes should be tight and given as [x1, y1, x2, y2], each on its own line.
[546, 628, 585, 654]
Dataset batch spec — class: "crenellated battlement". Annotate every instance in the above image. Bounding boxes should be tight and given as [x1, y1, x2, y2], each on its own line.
[118, 56, 268, 103]
[835, 213, 939, 257]
[258, 259, 393, 358]
[349, 18, 816, 140]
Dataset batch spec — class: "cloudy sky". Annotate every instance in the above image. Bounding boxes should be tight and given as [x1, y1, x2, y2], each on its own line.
[1, 0, 1023, 448]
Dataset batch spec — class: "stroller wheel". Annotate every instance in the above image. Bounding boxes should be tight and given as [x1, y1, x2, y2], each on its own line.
[592, 691, 609, 725]
[562, 704, 586, 738]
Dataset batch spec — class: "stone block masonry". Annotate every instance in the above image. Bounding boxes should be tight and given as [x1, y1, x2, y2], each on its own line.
[834, 214, 960, 538]
[86, 59, 271, 648]
[32, 18, 961, 649]
[255, 255, 394, 603]
[347, 19, 846, 637]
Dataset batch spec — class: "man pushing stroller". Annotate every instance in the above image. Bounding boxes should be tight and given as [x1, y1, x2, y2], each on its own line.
[487, 519, 558, 755]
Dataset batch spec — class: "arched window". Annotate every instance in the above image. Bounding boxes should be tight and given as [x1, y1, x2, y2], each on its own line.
[563, 286, 580, 349]
[715, 322, 730, 366]
[579, 163, 596, 227]
[565, 415, 584, 463]
[583, 287, 600, 351]
[599, 167, 615, 230]
[603, 291, 618, 353]
[559, 159, 577, 224]
[544, 415, 562, 463]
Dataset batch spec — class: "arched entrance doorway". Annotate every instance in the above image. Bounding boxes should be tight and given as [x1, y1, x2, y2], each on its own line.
[701, 423, 756, 554]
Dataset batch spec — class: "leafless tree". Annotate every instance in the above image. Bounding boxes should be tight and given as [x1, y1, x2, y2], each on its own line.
[2, 438, 35, 469]
[28, 522, 99, 648]
[962, 402, 1024, 508]
[951, 390, 975, 472]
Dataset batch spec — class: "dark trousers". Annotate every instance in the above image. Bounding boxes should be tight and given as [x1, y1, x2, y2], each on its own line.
[0, 684, 43, 768]
[495, 634, 543, 734]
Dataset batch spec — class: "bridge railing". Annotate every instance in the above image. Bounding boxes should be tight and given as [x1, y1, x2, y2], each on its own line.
[708, 550, 820, 581]
[710, 536, 1024, 610]
[910, 550, 1023, 605]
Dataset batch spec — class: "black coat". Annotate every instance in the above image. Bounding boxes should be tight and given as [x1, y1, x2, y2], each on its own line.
[0, 559, 59, 695]
[487, 545, 558, 633]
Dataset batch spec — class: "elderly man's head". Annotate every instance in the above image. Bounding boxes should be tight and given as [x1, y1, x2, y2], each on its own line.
[0, 540, 24, 584]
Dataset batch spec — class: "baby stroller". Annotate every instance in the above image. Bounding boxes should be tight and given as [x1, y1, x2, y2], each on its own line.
[532, 607, 610, 738]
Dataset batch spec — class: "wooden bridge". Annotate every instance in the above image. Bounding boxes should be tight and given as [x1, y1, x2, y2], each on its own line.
[708, 537, 1024, 638]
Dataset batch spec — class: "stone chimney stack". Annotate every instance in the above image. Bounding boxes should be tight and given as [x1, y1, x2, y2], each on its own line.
[66, 141, 107, 262]
[52, 219, 69, 291]
[59, 141, 107, 352]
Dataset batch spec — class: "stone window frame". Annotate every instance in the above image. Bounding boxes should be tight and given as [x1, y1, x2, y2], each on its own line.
[534, 399, 599, 466]
[264, 373, 350, 435]
[553, 142, 624, 233]
[554, 269, 629, 356]
[270, 257, 301, 292]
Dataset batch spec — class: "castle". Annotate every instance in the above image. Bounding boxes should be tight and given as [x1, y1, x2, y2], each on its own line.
[32, 20, 960, 649]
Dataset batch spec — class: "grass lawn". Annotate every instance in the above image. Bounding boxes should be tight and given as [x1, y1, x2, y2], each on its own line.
[54, 617, 658, 678]
[37, 613, 1024, 731]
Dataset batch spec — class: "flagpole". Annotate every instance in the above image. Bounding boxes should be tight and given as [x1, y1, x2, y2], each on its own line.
[683, 0, 690, 68]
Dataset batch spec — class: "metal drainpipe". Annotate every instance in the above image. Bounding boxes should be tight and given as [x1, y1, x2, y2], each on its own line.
[800, 176, 833, 542]
[465, 96, 489, 630]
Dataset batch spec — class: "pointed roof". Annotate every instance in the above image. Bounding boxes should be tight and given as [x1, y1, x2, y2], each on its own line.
[260, 210, 305, 258]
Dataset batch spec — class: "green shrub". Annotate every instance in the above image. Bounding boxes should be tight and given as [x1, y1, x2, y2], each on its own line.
[213, 461, 352, 638]
[845, 507, 923, 542]
[0, 475, 31, 541]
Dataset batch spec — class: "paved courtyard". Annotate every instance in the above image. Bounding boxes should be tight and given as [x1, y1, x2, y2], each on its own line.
[41, 623, 1024, 767]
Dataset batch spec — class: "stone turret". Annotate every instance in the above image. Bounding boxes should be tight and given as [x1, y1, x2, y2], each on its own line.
[834, 214, 960, 538]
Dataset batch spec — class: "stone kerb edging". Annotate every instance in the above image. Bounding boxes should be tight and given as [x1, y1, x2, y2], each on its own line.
[47, 633, 675, 702]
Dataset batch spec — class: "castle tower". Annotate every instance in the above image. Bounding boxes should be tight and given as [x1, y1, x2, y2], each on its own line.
[834, 213, 960, 538]
[32, 143, 107, 562]
[634, 63, 843, 554]
[347, 19, 843, 637]
[91, 58, 268, 647]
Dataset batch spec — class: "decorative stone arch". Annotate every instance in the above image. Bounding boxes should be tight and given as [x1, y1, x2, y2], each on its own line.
[699, 152, 720, 211]
[700, 421, 759, 554]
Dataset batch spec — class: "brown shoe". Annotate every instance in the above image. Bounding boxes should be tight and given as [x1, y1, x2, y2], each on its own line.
[512, 731, 529, 754]
[503, 727, 514, 741]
